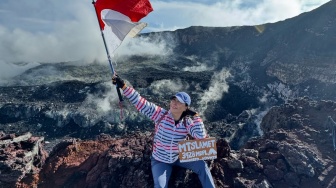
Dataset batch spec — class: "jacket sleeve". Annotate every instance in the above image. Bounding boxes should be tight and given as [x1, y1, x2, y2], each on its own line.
[122, 86, 166, 122]
[186, 116, 208, 139]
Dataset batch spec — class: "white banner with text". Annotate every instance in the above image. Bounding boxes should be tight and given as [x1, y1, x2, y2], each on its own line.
[178, 137, 217, 162]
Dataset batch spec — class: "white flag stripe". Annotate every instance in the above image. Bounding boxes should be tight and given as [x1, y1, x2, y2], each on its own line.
[101, 9, 147, 53]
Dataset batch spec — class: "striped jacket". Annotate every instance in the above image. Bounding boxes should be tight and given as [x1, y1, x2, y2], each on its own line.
[123, 86, 207, 163]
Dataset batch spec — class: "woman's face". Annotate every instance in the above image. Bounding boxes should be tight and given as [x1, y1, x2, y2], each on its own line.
[170, 97, 187, 114]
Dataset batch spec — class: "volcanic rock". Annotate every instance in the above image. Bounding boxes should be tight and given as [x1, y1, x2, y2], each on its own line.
[0, 131, 47, 188]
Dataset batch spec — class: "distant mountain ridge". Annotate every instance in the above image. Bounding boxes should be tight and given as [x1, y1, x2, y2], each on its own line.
[169, 0, 336, 65]
[141, 0, 336, 99]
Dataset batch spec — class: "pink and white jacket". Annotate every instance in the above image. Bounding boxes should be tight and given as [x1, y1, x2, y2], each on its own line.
[123, 86, 207, 163]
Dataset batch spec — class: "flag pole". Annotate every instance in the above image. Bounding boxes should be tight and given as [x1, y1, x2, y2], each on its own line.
[92, 0, 123, 102]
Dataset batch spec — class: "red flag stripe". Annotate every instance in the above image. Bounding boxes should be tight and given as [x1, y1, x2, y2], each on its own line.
[94, 0, 153, 30]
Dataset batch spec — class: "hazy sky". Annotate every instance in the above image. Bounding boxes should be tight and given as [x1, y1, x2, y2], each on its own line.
[0, 0, 330, 65]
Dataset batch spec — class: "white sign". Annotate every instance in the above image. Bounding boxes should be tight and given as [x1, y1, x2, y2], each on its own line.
[178, 137, 217, 162]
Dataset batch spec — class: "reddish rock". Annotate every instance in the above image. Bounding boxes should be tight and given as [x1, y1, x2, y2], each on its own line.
[0, 131, 47, 188]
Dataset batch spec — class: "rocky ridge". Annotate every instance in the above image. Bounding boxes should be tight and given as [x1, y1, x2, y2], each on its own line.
[1, 97, 336, 188]
[0, 132, 47, 187]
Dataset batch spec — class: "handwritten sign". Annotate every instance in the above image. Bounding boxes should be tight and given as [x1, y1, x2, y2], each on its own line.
[178, 137, 217, 162]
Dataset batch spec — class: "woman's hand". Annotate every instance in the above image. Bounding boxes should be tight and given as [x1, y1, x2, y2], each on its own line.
[112, 75, 126, 89]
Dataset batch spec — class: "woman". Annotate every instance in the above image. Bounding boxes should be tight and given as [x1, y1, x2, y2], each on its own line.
[113, 75, 215, 188]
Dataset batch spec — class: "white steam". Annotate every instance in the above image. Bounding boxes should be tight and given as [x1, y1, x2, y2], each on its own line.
[77, 82, 124, 124]
[82, 82, 118, 113]
[183, 62, 214, 72]
[253, 109, 269, 136]
[115, 34, 175, 58]
[182, 53, 220, 72]
[0, 61, 40, 85]
[198, 68, 231, 115]
[149, 79, 188, 96]
[0, 0, 175, 84]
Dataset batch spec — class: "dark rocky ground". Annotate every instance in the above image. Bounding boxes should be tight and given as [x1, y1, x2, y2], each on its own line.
[1, 97, 336, 188]
[0, 62, 264, 152]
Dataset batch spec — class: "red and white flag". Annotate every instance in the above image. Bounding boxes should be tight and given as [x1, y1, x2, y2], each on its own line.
[94, 0, 153, 53]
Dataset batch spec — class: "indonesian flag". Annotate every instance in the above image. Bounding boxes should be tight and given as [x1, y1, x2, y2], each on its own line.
[94, 0, 153, 53]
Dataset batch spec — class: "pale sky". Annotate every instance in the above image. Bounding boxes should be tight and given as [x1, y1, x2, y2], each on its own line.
[0, 0, 330, 65]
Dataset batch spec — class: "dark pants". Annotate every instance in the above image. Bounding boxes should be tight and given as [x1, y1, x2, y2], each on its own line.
[151, 157, 215, 188]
